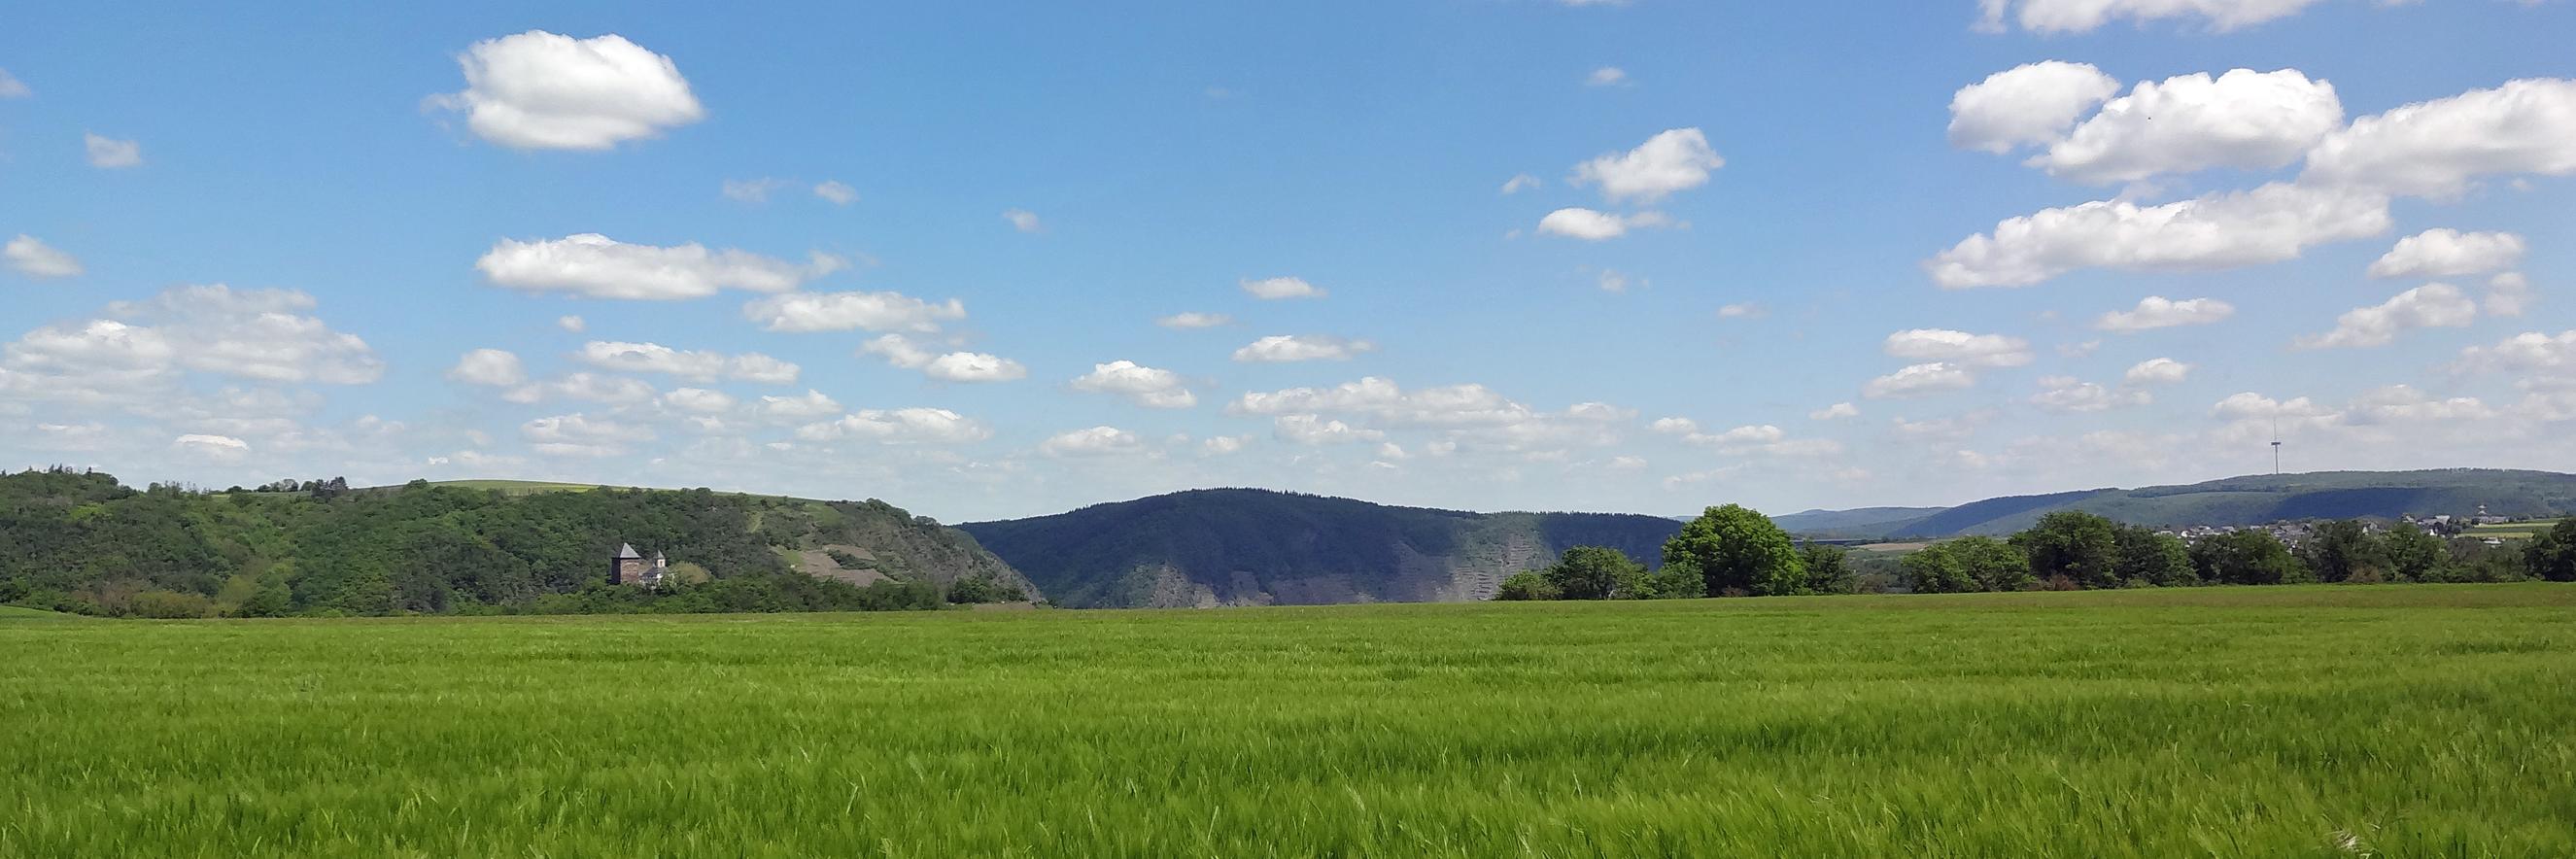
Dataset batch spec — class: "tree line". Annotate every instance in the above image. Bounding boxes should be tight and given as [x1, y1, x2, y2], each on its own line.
[1498, 504, 2576, 601]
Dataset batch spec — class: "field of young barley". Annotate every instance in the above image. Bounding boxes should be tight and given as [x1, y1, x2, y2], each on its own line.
[5, 585, 2573, 857]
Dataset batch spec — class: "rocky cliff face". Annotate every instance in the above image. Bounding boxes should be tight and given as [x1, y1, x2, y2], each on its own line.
[795, 498, 1039, 599]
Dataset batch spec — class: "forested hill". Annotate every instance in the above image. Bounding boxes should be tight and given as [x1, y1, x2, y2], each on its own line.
[0, 469, 1034, 617]
[958, 489, 1682, 608]
[1774, 469, 2576, 538]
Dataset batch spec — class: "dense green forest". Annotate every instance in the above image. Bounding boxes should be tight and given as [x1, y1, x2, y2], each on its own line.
[1502, 505, 2576, 601]
[960, 488, 1683, 608]
[0, 468, 1033, 618]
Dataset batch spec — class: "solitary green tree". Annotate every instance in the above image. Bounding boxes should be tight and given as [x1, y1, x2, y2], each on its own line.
[1664, 504, 1806, 597]
[1541, 546, 1649, 600]
[2013, 511, 2122, 589]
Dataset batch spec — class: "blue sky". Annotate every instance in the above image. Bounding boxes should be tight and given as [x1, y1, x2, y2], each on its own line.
[4, 0, 2573, 521]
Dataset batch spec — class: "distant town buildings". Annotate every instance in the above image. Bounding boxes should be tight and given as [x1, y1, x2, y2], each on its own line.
[2154, 509, 2524, 548]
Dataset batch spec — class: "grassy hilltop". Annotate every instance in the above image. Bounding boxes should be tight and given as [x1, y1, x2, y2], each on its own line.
[4, 585, 2571, 856]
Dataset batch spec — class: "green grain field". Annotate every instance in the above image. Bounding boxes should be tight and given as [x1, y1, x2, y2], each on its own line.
[2464, 521, 2557, 540]
[6, 585, 2574, 857]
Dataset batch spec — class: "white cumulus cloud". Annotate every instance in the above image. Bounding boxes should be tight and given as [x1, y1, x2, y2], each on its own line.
[2304, 78, 2576, 198]
[2368, 229, 2526, 279]
[574, 341, 799, 384]
[501, 372, 657, 406]
[1040, 426, 1144, 457]
[757, 390, 842, 419]
[721, 178, 789, 203]
[813, 181, 858, 205]
[795, 408, 991, 444]
[1239, 378, 1546, 427]
[448, 349, 527, 387]
[1948, 61, 2122, 154]
[1155, 312, 1233, 329]
[173, 433, 251, 462]
[84, 132, 142, 168]
[1883, 328, 2034, 367]
[659, 388, 737, 415]
[1976, 0, 2330, 34]
[2296, 283, 2479, 349]
[2456, 329, 2576, 374]
[1865, 362, 1977, 399]
[2486, 272, 2533, 318]
[1232, 334, 1376, 362]
[479, 234, 837, 300]
[1927, 182, 2389, 289]
[2031, 376, 2150, 413]
[1070, 361, 1195, 408]
[2095, 295, 2236, 331]
[743, 290, 966, 333]
[0, 286, 383, 397]
[428, 31, 704, 151]
[1535, 207, 1672, 241]
[523, 413, 655, 457]
[858, 334, 1026, 383]
[2032, 69, 2343, 185]
[4, 235, 82, 278]
[1573, 127, 1723, 203]
[1241, 276, 1325, 300]
[1273, 414, 1386, 445]
[2124, 358, 2194, 385]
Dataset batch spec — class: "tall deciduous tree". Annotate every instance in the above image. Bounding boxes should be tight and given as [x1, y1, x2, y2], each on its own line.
[1542, 546, 1650, 600]
[1800, 544, 1856, 595]
[1664, 504, 1805, 597]
[1900, 543, 1975, 594]
[2190, 530, 2312, 585]
[2112, 526, 2196, 587]
[2012, 511, 2122, 589]
[2527, 519, 2576, 583]
[2299, 520, 2388, 582]
[1901, 536, 2032, 594]
[1494, 570, 1557, 601]
[2380, 526, 2448, 581]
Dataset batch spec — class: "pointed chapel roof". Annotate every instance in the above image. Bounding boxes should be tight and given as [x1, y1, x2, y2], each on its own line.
[614, 543, 642, 559]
